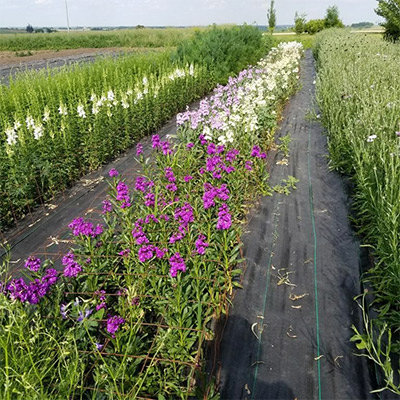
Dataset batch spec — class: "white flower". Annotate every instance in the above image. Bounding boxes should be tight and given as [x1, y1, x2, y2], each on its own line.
[58, 104, 68, 116]
[77, 104, 86, 118]
[367, 134, 377, 142]
[13, 120, 21, 130]
[142, 77, 148, 86]
[189, 64, 194, 76]
[33, 124, 44, 140]
[136, 91, 143, 101]
[126, 89, 133, 96]
[107, 90, 115, 101]
[43, 108, 50, 122]
[5, 127, 18, 146]
[92, 105, 99, 115]
[90, 93, 97, 102]
[26, 115, 35, 129]
[121, 99, 129, 109]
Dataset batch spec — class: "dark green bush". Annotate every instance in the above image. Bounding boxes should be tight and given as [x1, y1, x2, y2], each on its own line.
[172, 25, 270, 85]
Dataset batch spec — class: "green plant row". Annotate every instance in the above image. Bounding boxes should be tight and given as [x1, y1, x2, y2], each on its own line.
[314, 29, 400, 393]
[0, 27, 203, 51]
[0, 42, 303, 398]
[0, 25, 270, 230]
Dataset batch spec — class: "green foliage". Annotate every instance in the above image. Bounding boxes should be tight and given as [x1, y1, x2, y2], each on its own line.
[267, 0, 277, 34]
[314, 28, 400, 383]
[0, 27, 202, 51]
[173, 25, 267, 85]
[273, 34, 314, 49]
[324, 5, 344, 28]
[294, 12, 307, 35]
[305, 19, 326, 35]
[376, 0, 400, 41]
[0, 50, 212, 229]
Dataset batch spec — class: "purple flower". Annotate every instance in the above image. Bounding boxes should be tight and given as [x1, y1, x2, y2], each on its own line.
[136, 143, 143, 156]
[144, 192, 155, 207]
[199, 134, 207, 145]
[95, 343, 104, 350]
[152, 135, 160, 149]
[132, 223, 149, 245]
[68, 217, 103, 238]
[207, 143, 217, 155]
[217, 145, 225, 154]
[184, 175, 193, 183]
[168, 252, 186, 278]
[6, 268, 58, 305]
[165, 167, 176, 183]
[119, 249, 131, 257]
[226, 149, 240, 162]
[155, 247, 168, 259]
[216, 203, 232, 230]
[102, 200, 112, 214]
[166, 183, 177, 192]
[245, 161, 253, 171]
[187, 142, 194, 149]
[251, 145, 266, 159]
[138, 245, 155, 262]
[106, 315, 125, 338]
[116, 181, 131, 208]
[135, 176, 153, 193]
[77, 309, 93, 322]
[144, 214, 159, 224]
[24, 256, 41, 272]
[62, 252, 82, 278]
[60, 304, 68, 319]
[131, 297, 140, 306]
[396, 131, 400, 137]
[161, 140, 173, 155]
[109, 168, 119, 177]
[195, 234, 209, 255]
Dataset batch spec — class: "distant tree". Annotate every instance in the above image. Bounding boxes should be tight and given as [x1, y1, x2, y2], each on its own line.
[376, 0, 400, 41]
[304, 19, 326, 34]
[135, 25, 145, 29]
[324, 5, 344, 28]
[26, 24, 34, 33]
[350, 21, 374, 29]
[267, 0, 277, 34]
[294, 12, 307, 34]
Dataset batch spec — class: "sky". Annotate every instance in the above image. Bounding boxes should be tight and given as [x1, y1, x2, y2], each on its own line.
[0, 0, 383, 28]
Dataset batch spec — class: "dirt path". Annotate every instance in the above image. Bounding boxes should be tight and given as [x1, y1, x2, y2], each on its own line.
[215, 51, 375, 399]
[0, 47, 159, 85]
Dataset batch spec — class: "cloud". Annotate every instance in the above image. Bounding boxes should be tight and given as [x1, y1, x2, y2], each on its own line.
[204, 0, 227, 10]
[34, 0, 53, 4]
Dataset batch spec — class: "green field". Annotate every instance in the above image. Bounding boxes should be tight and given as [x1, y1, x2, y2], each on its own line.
[0, 27, 205, 51]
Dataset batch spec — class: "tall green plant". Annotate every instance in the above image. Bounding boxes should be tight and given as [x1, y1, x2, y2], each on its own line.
[376, 0, 400, 40]
[267, 0, 277, 34]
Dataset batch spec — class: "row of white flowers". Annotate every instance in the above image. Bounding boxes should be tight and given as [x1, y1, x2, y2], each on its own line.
[3, 65, 196, 148]
[177, 42, 303, 145]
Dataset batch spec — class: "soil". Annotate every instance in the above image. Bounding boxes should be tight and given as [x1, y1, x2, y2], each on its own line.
[0, 47, 160, 85]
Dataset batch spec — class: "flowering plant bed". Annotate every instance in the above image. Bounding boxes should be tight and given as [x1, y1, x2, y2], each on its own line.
[0, 42, 302, 398]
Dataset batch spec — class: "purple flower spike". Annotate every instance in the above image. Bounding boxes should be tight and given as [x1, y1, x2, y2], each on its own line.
[106, 315, 125, 338]
[136, 143, 143, 156]
[25, 256, 41, 272]
[169, 252, 186, 278]
[109, 168, 119, 177]
[216, 203, 232, 230]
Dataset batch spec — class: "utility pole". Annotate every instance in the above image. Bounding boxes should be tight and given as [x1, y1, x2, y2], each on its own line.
[65, 0, 70, 32]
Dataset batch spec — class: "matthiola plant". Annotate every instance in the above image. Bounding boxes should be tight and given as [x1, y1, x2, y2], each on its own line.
[176, 41, 303, 146]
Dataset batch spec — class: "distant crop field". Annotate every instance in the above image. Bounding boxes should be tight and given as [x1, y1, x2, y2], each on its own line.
[0, 27, 206, 51]
[272, 33, 314, 49]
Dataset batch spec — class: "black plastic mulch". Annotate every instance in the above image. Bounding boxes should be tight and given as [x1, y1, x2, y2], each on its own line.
[213, 51, 377, 400]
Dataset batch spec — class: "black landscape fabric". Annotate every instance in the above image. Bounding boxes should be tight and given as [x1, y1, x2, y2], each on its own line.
[213, 51, 378, 400]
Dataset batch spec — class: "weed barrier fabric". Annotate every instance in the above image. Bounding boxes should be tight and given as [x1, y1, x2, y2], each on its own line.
[214, 51, 376, 399]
